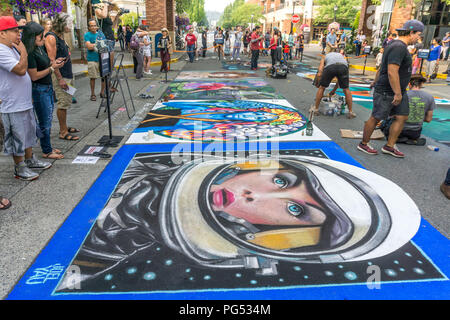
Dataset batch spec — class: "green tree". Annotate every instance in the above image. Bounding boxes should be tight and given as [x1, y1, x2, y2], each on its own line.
[315, 0, 361, 25]
[218, 0, 263, 29]
[120, 12, 139, 29]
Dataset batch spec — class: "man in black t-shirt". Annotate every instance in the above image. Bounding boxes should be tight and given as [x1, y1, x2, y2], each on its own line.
[357, 20, 424, 158]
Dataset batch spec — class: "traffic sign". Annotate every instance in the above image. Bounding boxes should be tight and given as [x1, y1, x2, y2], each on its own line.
[292, 14, 300, 24]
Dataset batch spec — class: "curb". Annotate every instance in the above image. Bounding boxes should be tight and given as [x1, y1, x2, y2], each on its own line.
[74, 57, 181, 79]
[303, 53, 447, 79]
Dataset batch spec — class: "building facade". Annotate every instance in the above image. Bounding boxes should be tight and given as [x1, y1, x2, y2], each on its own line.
[364, 0, 449, 48]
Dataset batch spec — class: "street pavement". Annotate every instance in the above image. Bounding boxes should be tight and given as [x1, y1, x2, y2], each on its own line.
[0, 44, 449, 299]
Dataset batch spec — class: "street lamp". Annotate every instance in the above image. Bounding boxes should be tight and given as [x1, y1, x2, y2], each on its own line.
[251, 14, 254, 30]
[334, 5, 338, 22]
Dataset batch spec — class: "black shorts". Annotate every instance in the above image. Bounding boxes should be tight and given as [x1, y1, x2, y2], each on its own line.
[372, 91, 409, 120]
[319, 64, 349, 89]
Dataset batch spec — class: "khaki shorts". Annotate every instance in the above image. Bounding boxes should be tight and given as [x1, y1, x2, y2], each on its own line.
[51, 73, 73, 110]
[87, 61, 100, 79]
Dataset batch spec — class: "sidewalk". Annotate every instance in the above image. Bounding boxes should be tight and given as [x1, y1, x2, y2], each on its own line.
[302, 43, 449, 79]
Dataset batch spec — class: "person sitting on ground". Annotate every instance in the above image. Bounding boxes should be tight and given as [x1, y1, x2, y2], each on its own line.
[311, 49, 356, 119]
[84, 19, 105, 101]
[380, 74, 435, 146]
[0, 16, 52, 181]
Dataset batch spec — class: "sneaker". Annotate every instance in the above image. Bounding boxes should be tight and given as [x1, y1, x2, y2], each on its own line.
[195, 58, 199, 61]
[381, 144, 405, 158]
[357, 142, 378, 155]
[25, 155, 52, 170]
[237, 57, 241, 61]
[14, 162, 39, 181]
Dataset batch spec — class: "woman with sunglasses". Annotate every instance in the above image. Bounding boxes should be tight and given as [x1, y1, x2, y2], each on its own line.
[22, 22, 66, 159]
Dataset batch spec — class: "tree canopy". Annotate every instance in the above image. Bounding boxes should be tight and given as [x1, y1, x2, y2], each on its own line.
[315, 0, 361, 26]
[218, 0, 263, 29]
[176, 0, 207, 25]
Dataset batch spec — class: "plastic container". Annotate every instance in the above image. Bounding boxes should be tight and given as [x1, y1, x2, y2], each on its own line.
[427, 145, 439, 151]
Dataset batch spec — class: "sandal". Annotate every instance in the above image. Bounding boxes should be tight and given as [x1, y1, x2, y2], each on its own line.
[68, 127, 80, 133]
[347, 112, 357, 119]
[53, 148, 62, 154]
[43, 152, 65, 160]
[0, 197, 11, 210]
[309, 106, 320, 116]
[90, 95, 97, 101]
[59, 133, 79, 141]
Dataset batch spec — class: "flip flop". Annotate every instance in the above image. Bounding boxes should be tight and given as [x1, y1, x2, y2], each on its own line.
[68, 127, 80, 133]
[90, 95, 97, 101]
[43, 152, 65, 159]
[59, 133, 79, 141]
[0, 197, 11, 210]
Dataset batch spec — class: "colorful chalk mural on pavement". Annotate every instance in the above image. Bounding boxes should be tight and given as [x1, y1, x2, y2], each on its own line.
[6, 61, 450, 301]
[222, 61, 273, 70]
[175, 71, 259, 80]
[161, 80, 284, 100]
[127, 100, 330, 144]
[7, 143, 450, 299]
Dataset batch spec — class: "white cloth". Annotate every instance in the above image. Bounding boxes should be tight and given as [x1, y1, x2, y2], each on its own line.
[0, 44, 33, 113]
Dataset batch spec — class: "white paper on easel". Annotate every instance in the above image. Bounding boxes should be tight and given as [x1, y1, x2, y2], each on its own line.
[72, 156, 99, 164]
[64, 84, 77, 96]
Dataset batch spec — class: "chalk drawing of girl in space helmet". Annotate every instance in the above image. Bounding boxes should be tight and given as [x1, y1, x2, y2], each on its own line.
[160, 155, 421, 275]
[58, 153, 421, 290]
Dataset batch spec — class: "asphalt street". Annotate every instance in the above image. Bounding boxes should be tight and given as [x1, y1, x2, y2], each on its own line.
[0, 47, 449, 299]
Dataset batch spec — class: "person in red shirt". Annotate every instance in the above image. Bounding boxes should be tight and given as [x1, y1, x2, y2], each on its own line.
[270, 30, 282, 66]
[185, 28, 197, 63]
[250, 25, 264, 70]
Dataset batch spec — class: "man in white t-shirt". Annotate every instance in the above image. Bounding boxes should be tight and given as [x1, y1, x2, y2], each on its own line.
[0, 16, 51, 181]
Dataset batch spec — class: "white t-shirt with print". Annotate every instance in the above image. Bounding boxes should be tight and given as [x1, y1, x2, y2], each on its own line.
[0, 44, 32, 113]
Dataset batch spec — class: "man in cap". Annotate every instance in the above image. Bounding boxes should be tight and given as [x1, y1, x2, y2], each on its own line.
[358, 20, 424, 158]
[0, 17, 51, 181]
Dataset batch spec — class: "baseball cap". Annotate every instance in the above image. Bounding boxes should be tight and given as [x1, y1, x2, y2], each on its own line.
[0, 16, 24, 32]
[395, 19, 425, 33]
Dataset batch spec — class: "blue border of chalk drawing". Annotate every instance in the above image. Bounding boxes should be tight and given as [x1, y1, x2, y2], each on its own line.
[6, 141, 450, 300]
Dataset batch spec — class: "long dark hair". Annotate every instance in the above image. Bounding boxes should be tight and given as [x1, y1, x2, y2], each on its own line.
[22, 22, 45, 54]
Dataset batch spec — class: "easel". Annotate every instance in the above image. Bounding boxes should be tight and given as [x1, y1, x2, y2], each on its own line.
[96, 53, 136, 119]
[96, 43, 124, 148]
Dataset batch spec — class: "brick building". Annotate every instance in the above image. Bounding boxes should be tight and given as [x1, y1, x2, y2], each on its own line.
[145, 0, 176, 49]
[363, 0, 449, 48]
